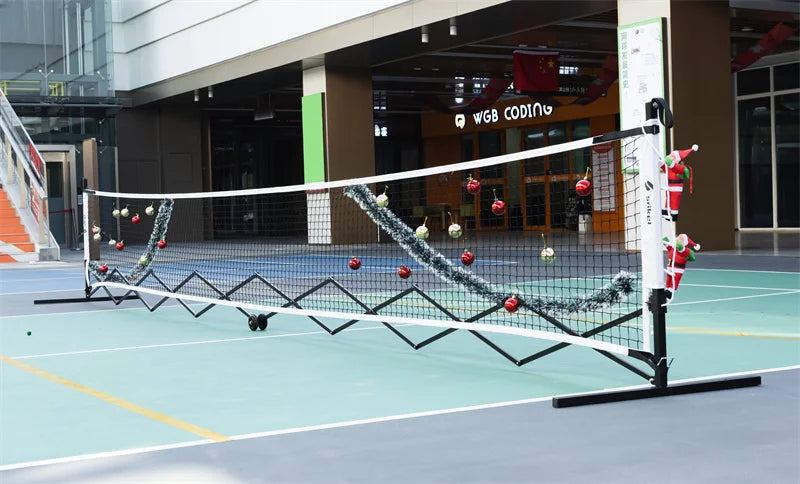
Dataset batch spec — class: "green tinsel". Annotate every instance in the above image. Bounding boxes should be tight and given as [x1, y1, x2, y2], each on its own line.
[88, 198, 174, 283]
[343, 184, 635, 315]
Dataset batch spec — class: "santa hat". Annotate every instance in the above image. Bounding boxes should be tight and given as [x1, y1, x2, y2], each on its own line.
[677, 234, 701, 251]
[667, 144, 699, 164]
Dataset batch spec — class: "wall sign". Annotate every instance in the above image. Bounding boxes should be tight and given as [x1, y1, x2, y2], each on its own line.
[454, 102, 553, 129]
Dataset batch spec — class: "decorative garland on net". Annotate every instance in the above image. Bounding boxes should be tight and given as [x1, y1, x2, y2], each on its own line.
[88, 198, 174, 283]
[344, 184, 635, 315]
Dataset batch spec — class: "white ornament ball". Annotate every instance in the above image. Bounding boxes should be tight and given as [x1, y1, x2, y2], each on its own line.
[448, 223, 462, 239]
[139, 255, 149, 264]
[120, 207, 130, 217]
[376, 194, 389, 208]
[540, 247, 556, 264]
[93, 233, 102, 241]
[415, 225, 429, 240]
[108, 239, 116, 246]
[691, 144, 699, 151]
[145, 205, 155, 216]
[112, 209, 120, 218]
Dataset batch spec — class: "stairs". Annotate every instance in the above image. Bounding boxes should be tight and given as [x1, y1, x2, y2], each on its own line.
[0, 186, 37, 262]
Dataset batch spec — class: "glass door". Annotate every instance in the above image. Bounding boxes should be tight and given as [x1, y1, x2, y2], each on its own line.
[476, 131, 506, 230]
[522, 127, 547, 230]
[775, 93, 799, 227]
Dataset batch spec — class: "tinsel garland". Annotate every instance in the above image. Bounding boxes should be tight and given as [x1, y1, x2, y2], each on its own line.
[344, 184, 635, 315]
[88, 198, 174, 283]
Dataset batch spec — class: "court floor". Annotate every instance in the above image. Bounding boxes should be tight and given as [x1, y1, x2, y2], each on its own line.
[0, 255, 798, 482]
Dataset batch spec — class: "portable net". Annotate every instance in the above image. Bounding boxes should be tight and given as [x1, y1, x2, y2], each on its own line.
[84, 130, 654, 359]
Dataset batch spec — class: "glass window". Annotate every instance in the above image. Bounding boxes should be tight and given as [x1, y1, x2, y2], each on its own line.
[478, 131, 503, 179]
[737, 97, 773, 227]
[774, 63, 799, 92]
[737, 68, 770, 96]
[775, 93, 799, 227]
[524, 127, 545, 175]
[571, 119, 591, 174]
[547, 122, 569, 174]
[46, 162, 63, 198]
[460, 134, 473, 162]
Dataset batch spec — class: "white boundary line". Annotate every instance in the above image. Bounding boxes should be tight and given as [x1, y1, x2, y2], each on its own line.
[681, 283, 800, 291]
[690, 268, 800, 274]
[669, 290, 800, 306]
[91, 281, 635, 356]
[11, 324, 406, 360]
[1, 365, 797, 473]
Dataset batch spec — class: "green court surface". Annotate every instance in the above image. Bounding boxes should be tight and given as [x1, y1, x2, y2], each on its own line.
[1, 268, 798, 467]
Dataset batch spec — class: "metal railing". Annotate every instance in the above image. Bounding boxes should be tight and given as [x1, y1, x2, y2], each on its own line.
[0, 88, 59, 258]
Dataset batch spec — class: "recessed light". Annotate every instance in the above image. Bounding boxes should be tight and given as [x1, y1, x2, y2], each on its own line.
[431, 67, 440, 72]
[741, 26, 753, 32]
[518, 44, 528, 48]
[413, 67, 422, 71]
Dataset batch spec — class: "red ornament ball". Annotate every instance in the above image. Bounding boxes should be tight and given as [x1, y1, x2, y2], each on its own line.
[99, 264, 108, 274]
[349, 257, 361, 270]
[461, 250, 475, 266]
[466, 178, 481, 195]
[491, 199, 506, 216]
[398, 265, 412, 279]
[157, 239, 167, 249]
[576, 179, 592, 197]
[131, 214, 141, 224]
[115, 241, 125, 251]
[504, 296, 519, 313]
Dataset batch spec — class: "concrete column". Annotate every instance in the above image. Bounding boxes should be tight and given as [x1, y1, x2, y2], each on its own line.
[617, 0, 734, 250]
[302, 64, 376, 245]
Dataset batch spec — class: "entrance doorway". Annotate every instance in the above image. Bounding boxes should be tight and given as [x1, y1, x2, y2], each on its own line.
[39, 145, 78, 248]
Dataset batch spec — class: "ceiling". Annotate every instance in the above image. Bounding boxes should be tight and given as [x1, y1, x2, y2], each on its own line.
[154, 1, 799, 128]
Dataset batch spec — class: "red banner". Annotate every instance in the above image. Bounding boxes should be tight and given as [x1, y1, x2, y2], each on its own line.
[513, 51, 559, 93]
[462, 77, 512, 113]
[573, 55, 618, 106]
[731, 23, 796, 73]
[28, 143, 44, 178]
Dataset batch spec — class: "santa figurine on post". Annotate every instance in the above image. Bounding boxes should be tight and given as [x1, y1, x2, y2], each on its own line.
[663, 233, 701, 300]
[661, 144, 698, 221]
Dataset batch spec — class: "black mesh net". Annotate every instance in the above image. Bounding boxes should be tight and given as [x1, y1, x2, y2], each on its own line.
[86, 136, 645, 351]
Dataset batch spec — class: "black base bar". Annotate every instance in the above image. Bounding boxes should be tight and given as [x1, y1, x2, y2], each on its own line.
[552, 375, 761, 408]
[34, 295, 140, 305]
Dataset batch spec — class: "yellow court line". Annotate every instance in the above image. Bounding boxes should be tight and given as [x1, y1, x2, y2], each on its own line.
[0, 354, 229, 443]
[668, 327, 800, 341]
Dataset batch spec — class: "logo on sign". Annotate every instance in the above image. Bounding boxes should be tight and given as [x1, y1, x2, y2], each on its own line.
[454, 114, 466, 129]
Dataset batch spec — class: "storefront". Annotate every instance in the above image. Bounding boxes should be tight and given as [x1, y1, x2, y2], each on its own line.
[420, 86, 621, 235]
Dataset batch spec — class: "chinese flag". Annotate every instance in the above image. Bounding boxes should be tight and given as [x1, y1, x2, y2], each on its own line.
[513, 51, 559, 92]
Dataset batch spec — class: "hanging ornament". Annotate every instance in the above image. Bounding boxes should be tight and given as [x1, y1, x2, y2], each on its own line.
[116, 240, 125, 251]
[461, 249, 475, 266]
[145, 203, 155, 216]
[157, 239, 167, 249]
[540, 234, 556, 263]
[504, 296, 519, 313]
[112, 208, 120, 218]
[120, 206, 130, 218]
[466, 174, 481, 194]
[108, 238, 116, 246]
[415, 216, 429, 240]
[99, 264, 108, 274]
[349, 257, 361, 270]
[397, 265, 412, 279]
[491, 189, 505, 216]
[93, 232, 102, 241]
[575, 167, 592, 197]
[139, 254, 149, 265]
[91, 224, 101, 234]
[131, 213, 141, 224]
[447, 212, 462, 239]
[375, 186, 389, 208]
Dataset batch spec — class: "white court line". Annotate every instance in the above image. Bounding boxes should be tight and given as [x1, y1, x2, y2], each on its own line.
[669, 290, 800, 306]
[0, 276, 83, 283]
[11, 324, 405, 360]
[690, 268, 800, 275]
[1, 365, 797, 473]
[0, 288, 86, 296]
[681, 283, 800, 291]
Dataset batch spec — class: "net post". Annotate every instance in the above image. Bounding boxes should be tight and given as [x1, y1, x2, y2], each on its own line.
[82, 189, 91, 295]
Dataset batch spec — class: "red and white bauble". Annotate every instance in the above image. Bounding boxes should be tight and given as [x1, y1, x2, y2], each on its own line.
[157, 239, 167, 249]
[491, 189, 505, 216]
[461, 250, 475, 266]
[397, 265, 412, 279]
[91, 225, 101, 234]
[349, 257, 361, 270]
[99, 264, 108, 274]
[576, 178, 592, 197]
[115, 241, 125, 251]
[504, 296, 519, 313]
[131, 214, 141, 224]
[466, 176, 481, 195]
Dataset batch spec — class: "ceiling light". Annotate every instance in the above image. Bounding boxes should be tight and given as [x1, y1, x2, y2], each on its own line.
[741, 26, 753, 32]
[193, 89, 199, 102]
[518, 44, 528, 48]
[208, 85, 214, 99]
[455, 97, 464, 104]
[421, 25, 429, 43]
[449, 18, 457, 36]
[431, 67, 440, 72]
[413, 66, 422, 71]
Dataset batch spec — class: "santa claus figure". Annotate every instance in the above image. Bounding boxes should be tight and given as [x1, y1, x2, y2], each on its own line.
[661, 144, 698, 222]
[664, 234, 701, 300]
